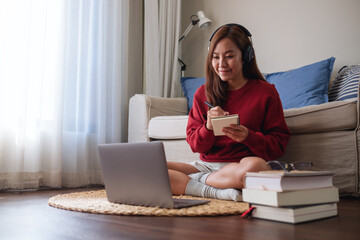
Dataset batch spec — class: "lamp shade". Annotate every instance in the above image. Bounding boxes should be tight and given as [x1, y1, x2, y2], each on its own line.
[197, 11, 212, 29]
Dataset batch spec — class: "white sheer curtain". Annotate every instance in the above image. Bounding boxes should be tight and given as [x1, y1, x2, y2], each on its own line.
[144, 0, 181, 97]
[0, 0, 129, 190]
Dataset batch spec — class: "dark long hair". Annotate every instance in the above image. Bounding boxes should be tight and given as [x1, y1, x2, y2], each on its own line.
[205, 24, 265, 108]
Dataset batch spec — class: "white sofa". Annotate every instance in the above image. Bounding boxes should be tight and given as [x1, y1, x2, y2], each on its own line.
[128, 66, 360, 196]
[128, 94, 359, 196]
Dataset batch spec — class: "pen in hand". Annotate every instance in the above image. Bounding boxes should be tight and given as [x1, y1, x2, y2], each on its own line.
[205, 100, 230, 117]
[204, 101, 214, 108]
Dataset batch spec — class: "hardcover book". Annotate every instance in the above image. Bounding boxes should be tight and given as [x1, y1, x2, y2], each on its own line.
[250, 203, 338, 224]
[211, 114, 239, 136]
[242, 187, 339, 207]
[244, 170, 334, 192]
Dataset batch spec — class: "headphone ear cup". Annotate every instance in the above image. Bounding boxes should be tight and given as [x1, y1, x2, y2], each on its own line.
[243, 45, 254, 63]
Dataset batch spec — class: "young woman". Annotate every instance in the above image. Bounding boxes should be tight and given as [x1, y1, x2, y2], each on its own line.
[168, 24, 291, 201]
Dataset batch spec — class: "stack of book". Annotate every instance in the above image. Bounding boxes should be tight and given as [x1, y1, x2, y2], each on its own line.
[242, 170, 339, 224]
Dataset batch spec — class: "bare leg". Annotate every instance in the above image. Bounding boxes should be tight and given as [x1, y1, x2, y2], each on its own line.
[167, 162, 200, 195]
[167, 162, 243, 201]
[168, 169, 190, 195]
[168, 169, 242, 201]
[206, 157, 271, 189]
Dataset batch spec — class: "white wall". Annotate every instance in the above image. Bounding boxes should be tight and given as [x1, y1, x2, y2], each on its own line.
[181, 0, 360, 79]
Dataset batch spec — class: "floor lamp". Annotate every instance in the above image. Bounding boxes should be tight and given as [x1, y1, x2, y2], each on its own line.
[178, 10, 212, 77]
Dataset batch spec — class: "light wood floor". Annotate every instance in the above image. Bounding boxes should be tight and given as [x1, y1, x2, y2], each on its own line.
[0, 187, 359, 240]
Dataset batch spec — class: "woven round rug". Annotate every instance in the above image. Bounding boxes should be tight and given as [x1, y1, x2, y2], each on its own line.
[48, 190, 249, 216]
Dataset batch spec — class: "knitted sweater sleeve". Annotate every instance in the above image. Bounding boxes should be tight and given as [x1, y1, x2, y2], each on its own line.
[186, 88, 216, 154]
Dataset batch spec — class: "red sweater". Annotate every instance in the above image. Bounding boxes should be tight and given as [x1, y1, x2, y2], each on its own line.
[186, 79, 291, 162]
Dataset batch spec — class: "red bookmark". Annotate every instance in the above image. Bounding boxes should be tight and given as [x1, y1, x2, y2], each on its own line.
[241, 206, 256, 218]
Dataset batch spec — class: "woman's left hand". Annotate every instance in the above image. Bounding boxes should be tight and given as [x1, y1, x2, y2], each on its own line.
[222, 124, 249, 142]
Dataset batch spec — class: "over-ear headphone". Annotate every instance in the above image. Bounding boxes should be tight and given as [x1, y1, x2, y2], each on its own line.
[209, 23, 254, 63]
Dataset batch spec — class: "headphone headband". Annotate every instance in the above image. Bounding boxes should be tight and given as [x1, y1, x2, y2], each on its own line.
[209, 23, 252, 42]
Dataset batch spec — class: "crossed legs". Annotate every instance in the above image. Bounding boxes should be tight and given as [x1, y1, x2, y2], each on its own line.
[167, 157, 270, 195]
[167, 162, 199, 195]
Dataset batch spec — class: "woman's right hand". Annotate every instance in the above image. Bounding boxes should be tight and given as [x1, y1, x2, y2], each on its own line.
[206, 106, 229, 131]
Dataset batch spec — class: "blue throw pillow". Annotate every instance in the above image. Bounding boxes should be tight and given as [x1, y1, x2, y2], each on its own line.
[265, 57, 335, 109]
[181, 77, 205, 112]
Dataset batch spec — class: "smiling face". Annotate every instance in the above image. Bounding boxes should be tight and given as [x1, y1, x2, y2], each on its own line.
[211, 37, 246, 90]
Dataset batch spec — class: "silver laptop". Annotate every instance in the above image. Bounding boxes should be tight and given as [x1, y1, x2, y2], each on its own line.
[97, 141, 209, 209]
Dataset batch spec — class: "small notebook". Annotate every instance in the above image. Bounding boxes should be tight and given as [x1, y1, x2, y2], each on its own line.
[211, 114, 239, 136]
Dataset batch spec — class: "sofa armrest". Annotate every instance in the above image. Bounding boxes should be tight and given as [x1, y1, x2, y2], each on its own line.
[128, 94, 188, 142]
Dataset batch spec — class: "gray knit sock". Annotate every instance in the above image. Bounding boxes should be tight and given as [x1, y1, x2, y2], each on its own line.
[185, 179, 242, 202]
[188, 172, 211, 184]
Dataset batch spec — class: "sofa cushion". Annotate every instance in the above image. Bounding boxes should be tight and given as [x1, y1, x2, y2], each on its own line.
[148, 115, 188, 139]
[265, 57, 335, 110]
[149, 99, 357, 139]
[284, 98, 357, 134]
[277, 130, 358, 195]
[161, 140, 200, 162]
[328, 65, 360, 101]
